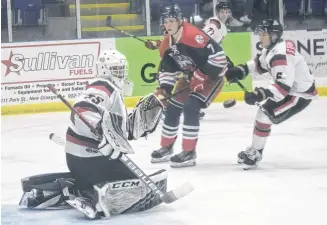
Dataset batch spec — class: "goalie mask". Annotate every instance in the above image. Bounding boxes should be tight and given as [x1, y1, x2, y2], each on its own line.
[96, 50, 133, 96]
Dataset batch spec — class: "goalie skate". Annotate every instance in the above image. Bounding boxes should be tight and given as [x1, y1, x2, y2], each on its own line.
[66, 197, 103, 219]
[151, 143, 174, 163]
[170, 150, 196, 168]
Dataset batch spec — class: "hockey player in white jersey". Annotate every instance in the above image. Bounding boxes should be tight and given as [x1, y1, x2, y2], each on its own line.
[203, 1, 235, 69]
[202, 1, 229, 45]
[224, 19, 318, 169]
[18, 50, 167, 219]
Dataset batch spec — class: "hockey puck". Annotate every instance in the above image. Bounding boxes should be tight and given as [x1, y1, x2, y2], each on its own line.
[223, 99, 236, 108]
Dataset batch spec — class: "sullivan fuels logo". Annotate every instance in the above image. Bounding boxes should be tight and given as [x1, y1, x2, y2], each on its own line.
[1, 50, 95, 77]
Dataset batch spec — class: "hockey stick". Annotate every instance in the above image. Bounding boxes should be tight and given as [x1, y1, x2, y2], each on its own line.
[47, 84, 194, 204]
[161, 85, 190, 102]
[106, 16, 146, 44]
[144, 85, 190, 111]
[232, 79, 279, 124]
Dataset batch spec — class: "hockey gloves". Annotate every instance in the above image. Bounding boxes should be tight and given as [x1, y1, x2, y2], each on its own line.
[225, 64, 249, 83]
[98, 136, 123, 160]
[244, 87, 272, 105]
[154, 87, 170, 107]
[145, 40, 161, 50]
[190, 69, 208, 92]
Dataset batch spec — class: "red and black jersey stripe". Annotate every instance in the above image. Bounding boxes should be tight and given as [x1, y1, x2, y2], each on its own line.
[66, 127, 100, 149]
[253, 120, 271, 137]
[269, 54, 287, 68]
[86, 80, 115, 97]
[70, 101, 101, 125]
[273, 80, 291, 96]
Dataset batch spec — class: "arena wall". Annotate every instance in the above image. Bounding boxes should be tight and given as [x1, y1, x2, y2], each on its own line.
[1, 31, 326, 115]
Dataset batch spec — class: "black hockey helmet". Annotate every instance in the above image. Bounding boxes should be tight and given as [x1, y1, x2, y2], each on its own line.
[215, 1, 230, 12]
[255, 19, 284, 46]
[161, 4, 183, 21]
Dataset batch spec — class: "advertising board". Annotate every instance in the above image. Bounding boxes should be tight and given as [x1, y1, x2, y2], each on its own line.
[1, 39, 115, 114]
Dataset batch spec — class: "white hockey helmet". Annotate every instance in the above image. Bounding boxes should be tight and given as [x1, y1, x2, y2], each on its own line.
[96, 50, 129, 89]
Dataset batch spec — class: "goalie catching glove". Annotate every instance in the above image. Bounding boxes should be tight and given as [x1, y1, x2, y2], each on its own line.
[128, 93, 164, 140]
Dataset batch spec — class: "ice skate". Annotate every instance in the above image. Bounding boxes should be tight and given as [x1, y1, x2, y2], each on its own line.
[170, 150, 196, 168]
[237, 147, 263, 164]
[151, 143, 174, 163]
[66, 197, 103, 219]
[19, 189, 44, 208]
[237, 147, 263, 170]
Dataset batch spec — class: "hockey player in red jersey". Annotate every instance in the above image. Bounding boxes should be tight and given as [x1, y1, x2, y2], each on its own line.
[151, 4, 228, 168]
[225, 19, 318, 169]
[144, 18, 207, 120]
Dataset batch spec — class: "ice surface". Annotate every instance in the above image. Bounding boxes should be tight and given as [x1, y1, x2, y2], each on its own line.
[2, 99, 327, 225]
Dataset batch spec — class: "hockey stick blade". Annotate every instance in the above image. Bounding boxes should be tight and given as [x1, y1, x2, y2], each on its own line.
[49, 133, 65, 146]
[49, 133, 195, 203]
[161, 181, 195, 203]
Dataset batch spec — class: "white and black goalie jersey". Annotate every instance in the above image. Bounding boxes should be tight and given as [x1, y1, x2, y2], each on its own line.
[248, 40, 318, 101]
[65, 79, 128, 158]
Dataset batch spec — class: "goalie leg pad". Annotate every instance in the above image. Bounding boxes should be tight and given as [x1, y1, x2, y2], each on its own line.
[19, 172, 77, 209]
[94, 169, 168, 216]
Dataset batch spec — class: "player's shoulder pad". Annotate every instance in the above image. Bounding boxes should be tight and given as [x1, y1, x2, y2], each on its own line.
[180, 22, 209, 48]
[284, 40, 296, 56]
[86, 78, 116, 96]
[209, 18, 221, 29]
[268, 42, 288, 68]
[272, 40, 296, 55]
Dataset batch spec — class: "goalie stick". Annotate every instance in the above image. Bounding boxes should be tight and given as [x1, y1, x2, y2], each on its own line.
[47, 84, 194, 204]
